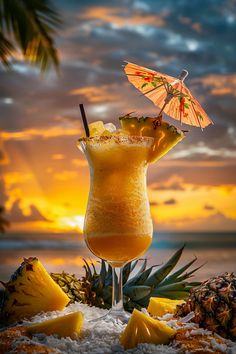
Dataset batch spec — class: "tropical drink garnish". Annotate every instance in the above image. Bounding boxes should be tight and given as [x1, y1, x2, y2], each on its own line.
[80, 114, 185, 164]
[119, 114, 185, 162]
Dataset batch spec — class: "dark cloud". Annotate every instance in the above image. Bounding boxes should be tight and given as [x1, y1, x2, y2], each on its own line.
[204, 204, 215, 211]
[148, 162, 236, 186]
[154, 211, 236, 231]
[163, 198, 177, 205]
[150, 176, 185, 191]
[150, 201, 159, 206]
[0, 179, 7, 205]
[7, 199, 50, 223]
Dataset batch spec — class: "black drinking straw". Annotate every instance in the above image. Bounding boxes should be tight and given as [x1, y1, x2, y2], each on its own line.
[79, 103, 90, 137]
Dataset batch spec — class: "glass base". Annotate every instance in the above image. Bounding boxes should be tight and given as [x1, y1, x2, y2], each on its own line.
[90, 308, 130, 324]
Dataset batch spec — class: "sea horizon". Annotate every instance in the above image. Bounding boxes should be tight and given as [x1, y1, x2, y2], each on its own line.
[0, 231, 235, 283]
[0, 231, 235, 249]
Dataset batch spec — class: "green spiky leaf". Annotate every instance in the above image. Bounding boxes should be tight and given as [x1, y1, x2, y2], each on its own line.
[126, 265, 155, 287]
[48, 245, 202, 312]
[144, 245, 185, 287]
[123, 285, 151, 301]
[159, 257, 198, 286]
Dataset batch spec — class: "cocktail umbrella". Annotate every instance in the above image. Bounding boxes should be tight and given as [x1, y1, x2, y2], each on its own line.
[124, 62, 213, 129]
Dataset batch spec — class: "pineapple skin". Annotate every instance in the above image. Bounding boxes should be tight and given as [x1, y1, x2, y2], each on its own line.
[0, 257, 70, 324]
[176, 273, 236, 340]
[28, 311, 84, 339]
[148, 297, 185, 317]
[120, 308, 176, 349]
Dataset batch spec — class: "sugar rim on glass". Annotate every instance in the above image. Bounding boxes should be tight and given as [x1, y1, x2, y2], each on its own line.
[77, 135, 155, 146]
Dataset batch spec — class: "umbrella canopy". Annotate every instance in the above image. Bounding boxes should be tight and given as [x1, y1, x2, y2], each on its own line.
[124, 62, 213, 129]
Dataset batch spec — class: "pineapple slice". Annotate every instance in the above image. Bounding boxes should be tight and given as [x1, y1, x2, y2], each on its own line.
[148, 297, 185, 317]
[28, 311, 84, 339]
[0, 257, 70, 324]
[120, 308, 176, 350]
[119, 116, 185, 163]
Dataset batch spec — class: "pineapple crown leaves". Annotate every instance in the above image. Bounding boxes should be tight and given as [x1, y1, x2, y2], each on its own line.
[119, 114, 160, 123]
[80, 245, 201, 306]
[123, 259, 147, 286]
[144, 245, 186, 288]
[159, 257, 204, 286]
[124, 264, 157, 288]
[124, 285, 151, 301]
[82, 258, 93, 280]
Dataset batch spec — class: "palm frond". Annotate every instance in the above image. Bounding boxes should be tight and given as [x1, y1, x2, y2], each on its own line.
[0, 31, 14, 67]
[0, 0, 62, 72]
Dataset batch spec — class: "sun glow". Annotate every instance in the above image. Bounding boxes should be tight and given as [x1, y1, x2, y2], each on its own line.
[58, 215, 85, 233]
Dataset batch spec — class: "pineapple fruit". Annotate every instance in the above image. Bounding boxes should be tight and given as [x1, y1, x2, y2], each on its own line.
[119, 114, 185, 162]
[0, 257, 70, 324]
[148, 297, 185, 317]
[176, 272, 236, 340]
[0, 247, 200, 324]
[82, 115, 185, 163]
[120, 308, 176, 349]
[28, 311, 84, 339]
[51, 246, 200, 312]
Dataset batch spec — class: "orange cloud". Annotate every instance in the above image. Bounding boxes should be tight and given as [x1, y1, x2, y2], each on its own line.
[52, 154, 65, 160]
[7, 199, 50, 223]
[149, 181, 236, 228]
[2, 126, 82, 141]
[150, 175, 185, 191]
[80, 6, 166, 27]
[49, 257, 97, 267]
[53, 171, 78, 181]
[72, 158, 88, 167]
[196, 74, 236, 97]
[154, 212, 236, 232]
[178, 16, 202, 32]
[0, 136, 9, 165]
[3, 172, 33, 189]
[69, 85, 120, 103]
[157, 159, 235, 167]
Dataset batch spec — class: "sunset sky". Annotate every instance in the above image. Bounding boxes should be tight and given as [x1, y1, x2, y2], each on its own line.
[0, 0, 236, 233]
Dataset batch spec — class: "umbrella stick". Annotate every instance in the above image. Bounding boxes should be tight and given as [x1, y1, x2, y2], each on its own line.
[157, 102, 168, 118]
[79, 104, 90, 137]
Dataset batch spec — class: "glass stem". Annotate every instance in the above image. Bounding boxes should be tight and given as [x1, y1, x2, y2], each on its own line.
[111, 266, 124, 313]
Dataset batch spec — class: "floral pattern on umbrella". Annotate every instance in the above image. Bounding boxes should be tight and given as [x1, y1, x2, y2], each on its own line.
[124, 62, 213, 129]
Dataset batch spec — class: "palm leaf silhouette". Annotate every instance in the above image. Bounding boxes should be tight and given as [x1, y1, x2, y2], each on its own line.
[0, 0, 62, 72]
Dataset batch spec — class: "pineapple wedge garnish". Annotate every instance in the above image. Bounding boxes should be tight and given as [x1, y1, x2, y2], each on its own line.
[119, 115, 185, 163]
[0, 257, 70, 324]
[28, 311, 84, 339]
[120, 309, 176, 349]
[148, 297, 185, 317]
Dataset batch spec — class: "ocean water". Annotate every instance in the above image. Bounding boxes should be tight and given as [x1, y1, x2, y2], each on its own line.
[0, 232, 235, 282]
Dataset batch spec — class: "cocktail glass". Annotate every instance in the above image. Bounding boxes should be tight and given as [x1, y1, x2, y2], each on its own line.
[78, 134, 154, 322]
